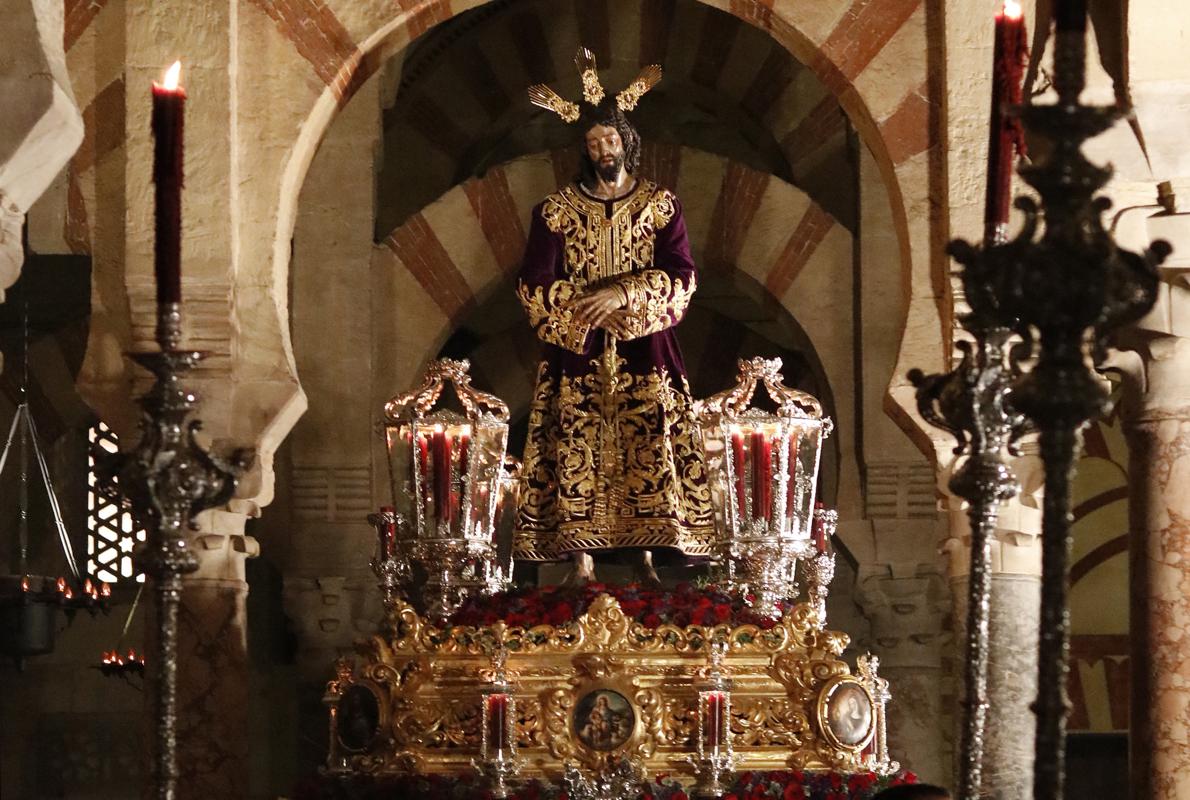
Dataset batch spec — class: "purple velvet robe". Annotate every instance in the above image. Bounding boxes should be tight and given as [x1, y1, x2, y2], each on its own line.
[512, 179, 715, 561]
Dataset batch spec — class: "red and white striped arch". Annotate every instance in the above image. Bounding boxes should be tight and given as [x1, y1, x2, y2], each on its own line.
[64, 0, 942, 483]
[372, 146, 853, 441]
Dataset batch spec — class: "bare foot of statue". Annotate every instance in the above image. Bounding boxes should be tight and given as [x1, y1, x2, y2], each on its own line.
[562, 552, 597, 586]
[633, 550, 662, 588]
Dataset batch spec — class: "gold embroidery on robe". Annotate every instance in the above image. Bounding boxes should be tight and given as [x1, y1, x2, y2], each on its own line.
[514, 180, 714, 561]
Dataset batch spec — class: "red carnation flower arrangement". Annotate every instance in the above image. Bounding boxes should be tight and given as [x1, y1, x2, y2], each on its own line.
[447, 582, 794, 631]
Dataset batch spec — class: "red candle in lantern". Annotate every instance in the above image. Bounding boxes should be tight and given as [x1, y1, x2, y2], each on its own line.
[730, 429, 747, 517]
[751, 430, 771, 520]
[812, 501, 829, 554]
[431, 427, 452, 523]
[785, 431, 799, 520]
[151, 61, 185, 306]
[456, 427, 470, 478]
[486, 693, 510, 755]
[705, 691, 726, 750]
[985, 1, 1028, 245]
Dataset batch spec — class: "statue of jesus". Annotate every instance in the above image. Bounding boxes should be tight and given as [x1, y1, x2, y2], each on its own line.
[512, 49, 715, 584]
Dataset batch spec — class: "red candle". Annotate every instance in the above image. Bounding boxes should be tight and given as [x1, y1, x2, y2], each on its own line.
[812, 501, 829, 554]
[705, 691, 726, 750]
[486, 693, 509, 755]
[751, 430, 771, 520]
[985, 1, 1028, 245]
[379, 505, 396, 559]
[785, 431, 799, 520]
[730, 430, 747, 517]
[456, 427, 470, 478]
[431, 427, 452, 523]
[151, 61, 185, 306]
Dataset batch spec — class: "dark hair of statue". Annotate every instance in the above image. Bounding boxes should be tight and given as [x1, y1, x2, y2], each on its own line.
[576, 102, 641, 187]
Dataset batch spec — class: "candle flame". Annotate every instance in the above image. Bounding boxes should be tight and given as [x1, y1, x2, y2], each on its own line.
[1002, 0, 1022, 19]
[100, 582, 112, 597]
[20, 576, 30, 592]
[163, 61, 183, 90]
[56, 577, 66, 592]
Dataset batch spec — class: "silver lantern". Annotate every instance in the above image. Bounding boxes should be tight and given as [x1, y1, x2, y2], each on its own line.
[379, 359, 512, 620]
[696, 357, 833, 616]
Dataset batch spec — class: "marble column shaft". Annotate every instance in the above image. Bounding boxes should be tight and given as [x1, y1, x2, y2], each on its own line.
[1126, 396, 1190, 800]
[942, 453, 1042, 800]
[145, 510, 257, 800]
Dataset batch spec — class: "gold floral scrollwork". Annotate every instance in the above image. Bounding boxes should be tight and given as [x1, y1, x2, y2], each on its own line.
[633, 688, 665, 757]
[516, 698, 546, 749]
[661, 696, 697, 748]
[577, 594, 631, 650]
[573, 653, 615, 680]
[730, 697, 807, 748]
[544, 688, 578, 761]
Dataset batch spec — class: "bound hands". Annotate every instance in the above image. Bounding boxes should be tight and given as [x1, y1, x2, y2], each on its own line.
[571, 285, 627, 332]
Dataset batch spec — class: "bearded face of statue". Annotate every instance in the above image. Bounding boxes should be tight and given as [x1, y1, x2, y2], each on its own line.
[584, 123, 625, 183]
[577, 105, 640, 188]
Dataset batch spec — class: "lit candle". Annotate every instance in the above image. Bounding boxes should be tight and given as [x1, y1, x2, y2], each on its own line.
[56, 577, 66, 593]
[730, 428, 747, 517]
[456, 425, 471, 479]
[985, 0, 1028, 245]
[705, 691, 726, 750]
[486, 693, 510, 756]
[1053, 0, 1086, 33]
[100, 582, 112, 598]
[431, 426, 451, 524]
[751, 430, 771, 520]
[20, 576, 29, 592]
[151, 61, 185, 306]
[63, 586, 74, 600]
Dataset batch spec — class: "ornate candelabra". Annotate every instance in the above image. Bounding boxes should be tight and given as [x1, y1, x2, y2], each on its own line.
[857, 654, 899, 776]
[382, 359, 512, 620]
[686, 639, 740, 798]
[696, 357, 833, 617]
[472, 646, 521, 798]
[804, 505, 838, 629]
[912, 12, 1169, 800]
[98, 309, 251, 800]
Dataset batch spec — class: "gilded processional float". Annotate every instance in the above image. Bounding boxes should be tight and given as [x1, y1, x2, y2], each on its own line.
[313, 358, 917, 800]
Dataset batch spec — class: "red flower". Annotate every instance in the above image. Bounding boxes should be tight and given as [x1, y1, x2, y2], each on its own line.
[783, 783, 802, 800]
[643, 612, 662, 628]
[713, 603, 732, 622]
[547, 602, 574, 625]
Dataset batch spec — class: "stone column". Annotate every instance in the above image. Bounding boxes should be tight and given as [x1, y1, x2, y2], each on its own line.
[166, 509, 258, 800]
[1110, 206, 1190, 800]
[941, 451, 1043, 800]
[845, 481, 953, 786]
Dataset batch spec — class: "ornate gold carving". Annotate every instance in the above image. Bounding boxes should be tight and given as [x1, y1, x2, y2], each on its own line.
[528, 84, 580, 123]
[617, 65, 663, 112]
[576, 48, 605, 106]
[384, 358, 510, 422]
[528, 47, 661, 122]
[694, 357, 830, 431]
[327, 596, 897, 780]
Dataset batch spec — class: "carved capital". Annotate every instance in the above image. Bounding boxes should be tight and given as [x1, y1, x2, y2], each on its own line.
[938, 448, 1045, 578]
